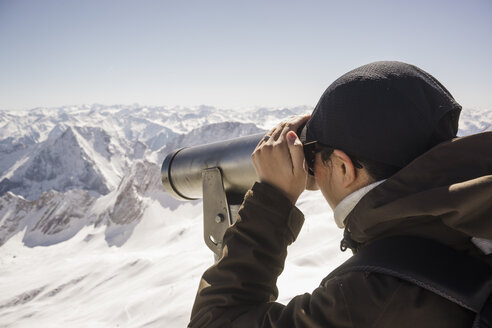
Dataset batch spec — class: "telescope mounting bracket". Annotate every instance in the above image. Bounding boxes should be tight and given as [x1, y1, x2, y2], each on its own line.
[202, 167, 241, 261]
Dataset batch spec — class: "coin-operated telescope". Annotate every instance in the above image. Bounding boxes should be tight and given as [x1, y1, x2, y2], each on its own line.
[161, 133, 264, 260]
[161, 131, 315, 261]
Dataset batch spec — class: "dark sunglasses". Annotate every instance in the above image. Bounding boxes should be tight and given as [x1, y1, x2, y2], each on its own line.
[302, 141, 334, 176]
[303, 141, 364, 176]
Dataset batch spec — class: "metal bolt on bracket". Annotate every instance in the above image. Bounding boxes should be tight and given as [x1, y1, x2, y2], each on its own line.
[215, 214, 224, 223]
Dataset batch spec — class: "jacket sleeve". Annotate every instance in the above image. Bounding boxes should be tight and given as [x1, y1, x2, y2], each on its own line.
[188, 182, 352, 328]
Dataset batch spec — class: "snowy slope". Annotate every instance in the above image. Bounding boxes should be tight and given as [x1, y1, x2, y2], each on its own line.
[0, 106, 490, 327]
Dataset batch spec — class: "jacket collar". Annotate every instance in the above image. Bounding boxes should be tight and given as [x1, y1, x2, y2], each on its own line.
[333, 180, 385, 228]
[343, 132, 492, 261]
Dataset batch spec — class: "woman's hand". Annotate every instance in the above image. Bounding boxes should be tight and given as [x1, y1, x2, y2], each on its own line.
[251, 115, 310, 204]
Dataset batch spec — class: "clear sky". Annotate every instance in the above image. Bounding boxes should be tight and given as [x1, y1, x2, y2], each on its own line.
[1, 0, 491, 110]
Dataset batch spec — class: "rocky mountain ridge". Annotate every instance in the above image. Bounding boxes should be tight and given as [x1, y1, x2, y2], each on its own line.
[0, 105, 305, 247]
[0, 105, 306, 199]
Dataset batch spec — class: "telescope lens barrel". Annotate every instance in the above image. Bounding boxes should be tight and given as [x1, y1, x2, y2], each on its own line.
[161, 133, 264, 200]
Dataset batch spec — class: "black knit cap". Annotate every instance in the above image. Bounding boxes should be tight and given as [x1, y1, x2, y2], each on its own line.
[301, 61, 462, 168]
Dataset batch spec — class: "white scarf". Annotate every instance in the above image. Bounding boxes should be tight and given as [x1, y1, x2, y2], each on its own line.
[333, 180, 385, 229]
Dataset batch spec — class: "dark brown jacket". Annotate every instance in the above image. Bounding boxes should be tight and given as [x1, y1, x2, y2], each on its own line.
[189, 132, 492, 327]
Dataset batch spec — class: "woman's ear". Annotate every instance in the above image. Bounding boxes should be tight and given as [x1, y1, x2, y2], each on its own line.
[332, 150, 357, 188]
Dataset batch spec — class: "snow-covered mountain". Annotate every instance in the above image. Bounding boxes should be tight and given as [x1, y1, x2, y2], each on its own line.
[0, 105, 489, 327]
[0, 105, 307, 201]
[0, 105, 302, 248]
